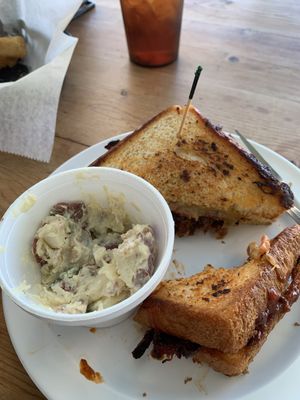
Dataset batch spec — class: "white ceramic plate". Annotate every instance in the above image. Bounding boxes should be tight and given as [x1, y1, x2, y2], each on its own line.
[3, 133, 300, 400]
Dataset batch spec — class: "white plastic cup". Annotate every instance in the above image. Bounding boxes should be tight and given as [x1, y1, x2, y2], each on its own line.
[0, 167, 174, 327]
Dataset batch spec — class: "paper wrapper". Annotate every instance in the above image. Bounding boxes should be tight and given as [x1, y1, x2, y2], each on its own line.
[0, 0, 82, 162]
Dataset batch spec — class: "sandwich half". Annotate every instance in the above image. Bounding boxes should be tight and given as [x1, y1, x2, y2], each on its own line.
[91, 105, 294, 236]
[132, 225, 300, 375]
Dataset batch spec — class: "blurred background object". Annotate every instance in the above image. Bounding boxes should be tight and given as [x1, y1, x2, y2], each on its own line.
[120, 0, 184, 67]
[0, 0, 81, 162]
[72, 0, 95, 21]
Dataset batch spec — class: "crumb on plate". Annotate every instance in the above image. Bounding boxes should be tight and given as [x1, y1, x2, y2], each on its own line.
[80, 358, 103, 383]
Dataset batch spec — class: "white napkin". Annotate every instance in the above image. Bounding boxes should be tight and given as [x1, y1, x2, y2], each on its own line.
[0, 0, 82, 162]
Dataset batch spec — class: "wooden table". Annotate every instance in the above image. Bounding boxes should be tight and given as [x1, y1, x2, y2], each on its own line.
[0, 0, 299, 398]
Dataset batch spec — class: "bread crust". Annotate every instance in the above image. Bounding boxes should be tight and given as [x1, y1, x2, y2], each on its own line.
[190, 108, 293, 209]
[90, 106, 180, 166]
[192, 311, 277, 376]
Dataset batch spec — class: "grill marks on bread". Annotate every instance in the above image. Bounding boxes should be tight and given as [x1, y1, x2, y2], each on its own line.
[134, 225, 300, 354]
[92, 105, 293, 229]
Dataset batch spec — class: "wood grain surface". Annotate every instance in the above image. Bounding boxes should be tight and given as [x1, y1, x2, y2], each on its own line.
[0, 0, 299, 398]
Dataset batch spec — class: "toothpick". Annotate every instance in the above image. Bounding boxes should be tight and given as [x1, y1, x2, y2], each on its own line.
[177, 66, 203, 139]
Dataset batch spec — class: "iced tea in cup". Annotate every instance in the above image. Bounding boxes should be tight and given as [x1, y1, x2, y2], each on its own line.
[120, 0, 184, 67]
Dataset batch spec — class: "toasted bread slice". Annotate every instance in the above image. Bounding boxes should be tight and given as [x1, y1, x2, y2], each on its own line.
[92, 105, 293, 230]
[134, 225, 300, 353]
[192, 307, 278, 376]
[193, 257, 300, 375]
[135, 266, 299, 377]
